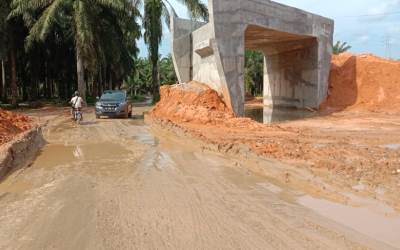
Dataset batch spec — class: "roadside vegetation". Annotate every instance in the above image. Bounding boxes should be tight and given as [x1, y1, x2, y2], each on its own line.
[333, 41, 352, 55]
[0, 0, 206, 107]
[245, 50, 264, 97]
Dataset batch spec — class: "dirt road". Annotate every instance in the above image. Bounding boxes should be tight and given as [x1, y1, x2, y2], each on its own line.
[0, 109, 399, 250]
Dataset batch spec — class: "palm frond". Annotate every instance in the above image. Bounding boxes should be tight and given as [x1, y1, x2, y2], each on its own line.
[25, 0, 64, 49]
[143, 0, 163, 62]
[174, 0, 208, 21]
[9, 0, 53, 19]
[333, 40, 352, 55]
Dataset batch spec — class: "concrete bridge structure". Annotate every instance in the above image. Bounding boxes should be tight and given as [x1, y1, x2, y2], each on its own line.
[171, 0, 334, 116]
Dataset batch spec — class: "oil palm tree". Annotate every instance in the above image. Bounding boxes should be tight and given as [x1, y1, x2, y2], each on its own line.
[142, 0, 208, 102]
[333, 41, 352, 55]
[9, 0, 140, 100]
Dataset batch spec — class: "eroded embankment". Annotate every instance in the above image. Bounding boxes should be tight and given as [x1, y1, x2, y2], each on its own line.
[147, 80, 400, 211]
[321, 53, 400, 113]
[0, 109, 32, 145]
[0, 110, 43, 179]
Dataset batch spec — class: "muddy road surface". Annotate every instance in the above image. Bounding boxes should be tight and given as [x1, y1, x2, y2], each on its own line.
[0, 109, 399, 250]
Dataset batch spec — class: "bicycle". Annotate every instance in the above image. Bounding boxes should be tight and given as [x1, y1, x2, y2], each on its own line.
[73, 108, 83, 124]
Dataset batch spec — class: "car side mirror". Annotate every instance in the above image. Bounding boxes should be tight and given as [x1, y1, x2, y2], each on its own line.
[96, 96, 100, 100]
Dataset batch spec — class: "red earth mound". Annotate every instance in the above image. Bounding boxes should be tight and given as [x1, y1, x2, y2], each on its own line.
[150, 81, 264, 129]
[0, 109, 32, 145]
[321, 53, 400, 113]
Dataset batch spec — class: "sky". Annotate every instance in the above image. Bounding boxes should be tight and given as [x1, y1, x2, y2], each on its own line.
[138, 0, 400, 59]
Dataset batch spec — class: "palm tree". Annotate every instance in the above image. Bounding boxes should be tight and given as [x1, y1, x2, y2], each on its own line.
[9, 0, 140, 100]
[142, 0, 208, 102]
[333, 41, 352, 55]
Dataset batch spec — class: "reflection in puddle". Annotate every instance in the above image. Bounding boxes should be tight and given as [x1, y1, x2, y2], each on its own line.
[245, 106, 316, 124]
[381, 144, 400, 150]
[73, 146, 84, 159]
[298, 195, 400, 248]
[129, 118, 145, 126]
[132, 133, 159, 146]
[33, 142, 131, 168]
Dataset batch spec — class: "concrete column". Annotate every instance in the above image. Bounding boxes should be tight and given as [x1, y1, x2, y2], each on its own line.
[262, 39, 318, 108]
[209, 0, 246, 116]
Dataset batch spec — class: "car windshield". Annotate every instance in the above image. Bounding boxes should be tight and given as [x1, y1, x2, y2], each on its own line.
[100, 91, 125, 102]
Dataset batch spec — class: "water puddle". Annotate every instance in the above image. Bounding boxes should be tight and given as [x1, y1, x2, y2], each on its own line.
[381, 144, 400, 150]
[33, 142, 131, 169]
[245, 106, 316, 124]
[129, 119, 145, 126]
[132, 133, 158, 147]
[298, 195, 400, 248]
[0, 179, 33, 195]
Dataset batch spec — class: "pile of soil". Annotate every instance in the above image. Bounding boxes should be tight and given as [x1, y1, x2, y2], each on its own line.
[0, 109, 32, 145]
[150, 81, 264, 129]
[321, 53, 400, 113]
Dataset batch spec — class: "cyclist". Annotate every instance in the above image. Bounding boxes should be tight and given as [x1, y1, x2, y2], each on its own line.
[70, 91, 84, 120]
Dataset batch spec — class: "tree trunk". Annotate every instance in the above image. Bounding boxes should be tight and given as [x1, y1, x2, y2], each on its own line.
[10, 49, 18, 106]
[76, 45, 86, 100]
[92, 77, 98, 98]
[1, 60, 5, 101]
[109, 69, 113, 90]
[151, 59, 160, 103]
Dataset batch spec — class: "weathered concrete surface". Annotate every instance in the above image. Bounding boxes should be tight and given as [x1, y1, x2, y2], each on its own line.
[0, 126, 44, 180]
[171, 0, 334, 116]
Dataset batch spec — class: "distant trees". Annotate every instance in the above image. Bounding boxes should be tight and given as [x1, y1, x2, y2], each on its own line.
[0, 0, 204, 106]
[124, 54, 177, 97]
[333, 41, 352, 55]
[9, 0, 141, 101]
[245, 50, 263, 97]
[159, 55, 177, 85]
[142, 0, 208, 102]
[0, 0, 141, 106]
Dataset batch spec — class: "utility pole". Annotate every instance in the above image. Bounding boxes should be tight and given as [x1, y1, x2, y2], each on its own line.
[384, 35, 392, 59]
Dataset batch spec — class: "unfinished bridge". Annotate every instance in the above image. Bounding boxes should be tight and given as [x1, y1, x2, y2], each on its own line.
[170, 0, 334, 116]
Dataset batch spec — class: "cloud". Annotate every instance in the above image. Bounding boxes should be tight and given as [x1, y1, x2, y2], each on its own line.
[357, 35, 370, 44]
[365, 0, 400, 21]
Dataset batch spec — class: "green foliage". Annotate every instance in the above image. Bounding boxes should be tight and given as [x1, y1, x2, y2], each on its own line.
[333, 41, 351, 55]
[123, 54, 177, 97]
[160, 54, 177, 85]
[141, 0, 208, 101]
[245, 50, 264, 96]
[0, 0, 195, 105]
[0, 0, 141, 104]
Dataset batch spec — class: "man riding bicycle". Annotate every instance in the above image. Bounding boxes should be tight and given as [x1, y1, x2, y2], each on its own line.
[70, 91, 84, 120]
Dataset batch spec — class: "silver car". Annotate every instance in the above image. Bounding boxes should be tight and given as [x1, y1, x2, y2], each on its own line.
[95, 90, 132, 118]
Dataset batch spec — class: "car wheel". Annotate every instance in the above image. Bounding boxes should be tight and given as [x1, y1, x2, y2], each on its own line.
[128, 111, 132, 118]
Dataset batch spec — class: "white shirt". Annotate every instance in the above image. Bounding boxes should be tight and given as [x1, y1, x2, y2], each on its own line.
[70, 96, 83, 109]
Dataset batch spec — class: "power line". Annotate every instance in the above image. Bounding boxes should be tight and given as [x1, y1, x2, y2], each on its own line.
[337, 10, 400, 18]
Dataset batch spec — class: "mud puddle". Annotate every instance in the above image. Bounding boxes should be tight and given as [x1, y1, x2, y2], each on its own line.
[298, 194, 400, 248]
[245, 106, 316, 123]
[33, 142, 131, 169]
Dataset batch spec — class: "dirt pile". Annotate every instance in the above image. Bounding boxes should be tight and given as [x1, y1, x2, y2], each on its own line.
[0, 109, 32, 145]
[150, 81, 264, 129]
[322, 53, 400, 113]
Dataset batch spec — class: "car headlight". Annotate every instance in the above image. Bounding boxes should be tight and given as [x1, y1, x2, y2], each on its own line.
[96, 102, 102, 108]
